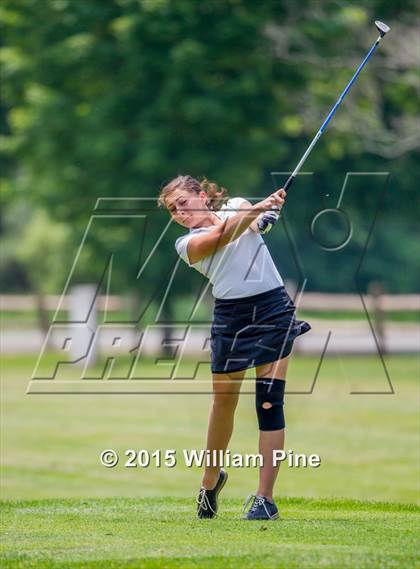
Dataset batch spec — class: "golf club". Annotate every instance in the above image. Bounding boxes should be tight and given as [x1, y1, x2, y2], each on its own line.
[284, 20, 390, 192]
[259, 20, 390, 230]
[258, 20, 391, 386]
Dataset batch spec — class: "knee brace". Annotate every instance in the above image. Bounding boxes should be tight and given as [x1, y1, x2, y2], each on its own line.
[255, 378, 285, 431]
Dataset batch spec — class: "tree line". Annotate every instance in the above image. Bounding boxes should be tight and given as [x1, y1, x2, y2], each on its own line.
[1, 0, 419, 313]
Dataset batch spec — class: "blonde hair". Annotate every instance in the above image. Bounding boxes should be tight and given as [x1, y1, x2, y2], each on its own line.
[157, 175, 228, 211]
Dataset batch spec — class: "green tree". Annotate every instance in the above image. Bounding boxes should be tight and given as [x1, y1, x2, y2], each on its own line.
[16, 208, 71, 337]
[1, 0, 419, 298]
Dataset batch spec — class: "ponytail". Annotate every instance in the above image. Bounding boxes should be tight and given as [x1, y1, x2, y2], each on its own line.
[199, 178, 228, 211]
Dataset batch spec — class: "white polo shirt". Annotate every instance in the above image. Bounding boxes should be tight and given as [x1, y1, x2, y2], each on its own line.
[175, 197, 284, 299]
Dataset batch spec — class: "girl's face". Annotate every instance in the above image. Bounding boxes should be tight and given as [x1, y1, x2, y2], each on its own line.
[166, 189, 211, 229]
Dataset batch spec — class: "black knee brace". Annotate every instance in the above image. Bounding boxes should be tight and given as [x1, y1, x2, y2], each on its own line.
[255, 378, 286, 431]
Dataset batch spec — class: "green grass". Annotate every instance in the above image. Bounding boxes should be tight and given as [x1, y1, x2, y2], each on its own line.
[1, 497, 419, 568]
[1, 354, 419, 567]
[1, 354, 419, 503]
[1, 307, 419, 328]
[299, 309, 419, 322]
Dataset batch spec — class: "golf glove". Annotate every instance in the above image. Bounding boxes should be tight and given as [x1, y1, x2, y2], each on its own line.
[258, 209, 280, 234]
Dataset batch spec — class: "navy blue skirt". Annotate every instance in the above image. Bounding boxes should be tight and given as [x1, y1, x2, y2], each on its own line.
[211, 286, 311, 374]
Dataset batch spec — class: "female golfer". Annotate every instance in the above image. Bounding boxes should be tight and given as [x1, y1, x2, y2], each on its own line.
[158, 175, 310, 520]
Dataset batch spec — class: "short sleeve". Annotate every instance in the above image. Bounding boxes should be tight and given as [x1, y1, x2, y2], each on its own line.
[217, 197, 250, 223]
[227, 196, 249, 210]
[175, 234, 195, 266]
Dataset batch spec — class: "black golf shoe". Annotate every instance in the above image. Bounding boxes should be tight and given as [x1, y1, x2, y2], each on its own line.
[243, 494, 279, 520]
[196, 469, 228, 519]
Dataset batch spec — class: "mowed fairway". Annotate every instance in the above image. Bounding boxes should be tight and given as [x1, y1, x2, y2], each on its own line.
[1, 497, 419, 568]
[1, 354, 419, 567]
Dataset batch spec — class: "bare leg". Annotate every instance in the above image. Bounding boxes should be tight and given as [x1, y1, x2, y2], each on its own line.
[201, 369, 245, 489]
[255, 356, 290, 501]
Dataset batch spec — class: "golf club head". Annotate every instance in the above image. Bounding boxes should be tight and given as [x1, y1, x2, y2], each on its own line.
[375, 21, 390, 37]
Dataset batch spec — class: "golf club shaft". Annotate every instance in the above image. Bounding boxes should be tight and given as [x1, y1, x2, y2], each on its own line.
[282, 33, 384, 192]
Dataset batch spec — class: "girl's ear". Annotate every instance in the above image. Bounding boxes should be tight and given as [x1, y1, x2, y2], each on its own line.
[199, 190, 208, 207]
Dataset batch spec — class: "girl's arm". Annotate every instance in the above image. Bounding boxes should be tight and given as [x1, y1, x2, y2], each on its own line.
[239, 199, 262, 232]
[186, 191, 285, 264]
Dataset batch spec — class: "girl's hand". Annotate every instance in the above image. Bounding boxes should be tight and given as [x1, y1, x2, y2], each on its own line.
[254, 189, 286, 213]
[255, 189, 286, 234]
[258, 210, 279, 234]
